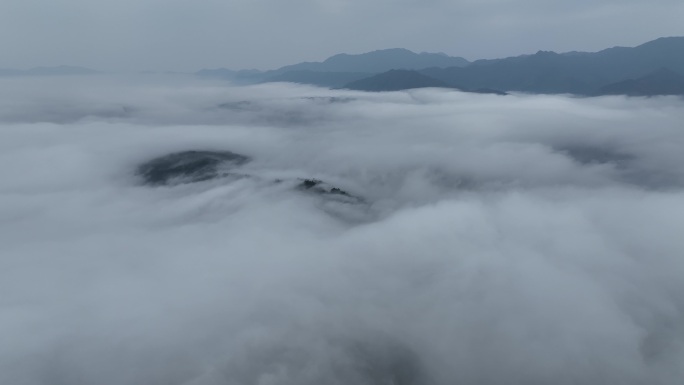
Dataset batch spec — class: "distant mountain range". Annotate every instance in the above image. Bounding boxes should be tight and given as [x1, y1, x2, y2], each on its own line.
[5, 39, 683, 97]
[274, 49, 470, 74]
[596, 67, 684, 96]
[418, 37, 684, 95]
[199, 37, 684, 96]
[343, 69, 450, 92]
[197, 48, 470, 86]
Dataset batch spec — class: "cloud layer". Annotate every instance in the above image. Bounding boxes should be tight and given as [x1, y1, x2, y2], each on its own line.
[1, 76, 684, 384]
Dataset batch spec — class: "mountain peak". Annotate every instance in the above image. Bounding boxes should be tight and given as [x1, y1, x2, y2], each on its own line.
[636, 36, 684, 50]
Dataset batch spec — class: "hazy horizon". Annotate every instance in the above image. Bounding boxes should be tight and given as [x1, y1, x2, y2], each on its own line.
[2, 34, 683, 74]
[1, 0, 683, 72]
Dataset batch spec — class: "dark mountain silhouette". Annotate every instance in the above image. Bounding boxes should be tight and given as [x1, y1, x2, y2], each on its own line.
[420, 37, 684, 94]
[596, 68, 684, 96]
[197, 36, 684, 96]
[343, 70, 509, 94]
[343, 70, 451, 91]
[470, 88, 508, 95]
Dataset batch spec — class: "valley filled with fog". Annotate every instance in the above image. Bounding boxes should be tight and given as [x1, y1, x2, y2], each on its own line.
[1, 75, 683, 385]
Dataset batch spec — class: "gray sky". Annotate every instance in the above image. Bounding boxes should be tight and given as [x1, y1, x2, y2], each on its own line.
[1, 0, 683, 71]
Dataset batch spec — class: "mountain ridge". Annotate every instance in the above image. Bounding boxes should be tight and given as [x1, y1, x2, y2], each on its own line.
[196, 36, 684, 96]
[197, 48, 470, 83]
[596, 67, 684, 96]
[342, 69, 452, 91]
[418, 36, 684, 95]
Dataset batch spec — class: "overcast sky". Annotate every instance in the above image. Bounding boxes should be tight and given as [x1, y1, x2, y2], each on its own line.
[1, 0, 683, 71]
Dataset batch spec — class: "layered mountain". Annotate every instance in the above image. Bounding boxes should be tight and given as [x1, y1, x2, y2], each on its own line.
[596, 68, 684, 96]
[199, 37, 684, 96]
[343, 70, 451, 91]
[419, 37, 684, 95]
[196, 49, 470, 85]
[342, 70, 508, 95]
[273, 48, 469, 74]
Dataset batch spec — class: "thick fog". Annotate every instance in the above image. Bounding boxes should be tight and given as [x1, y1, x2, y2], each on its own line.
[1, 75, 683, 385]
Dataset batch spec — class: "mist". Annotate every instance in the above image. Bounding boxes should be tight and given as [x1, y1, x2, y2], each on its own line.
[1, 75, 683, 385]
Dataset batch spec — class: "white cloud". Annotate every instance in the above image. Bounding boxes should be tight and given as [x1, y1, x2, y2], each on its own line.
[1, 76, 683, 384]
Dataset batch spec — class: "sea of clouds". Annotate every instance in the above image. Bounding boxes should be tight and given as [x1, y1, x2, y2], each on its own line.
[1, 75, 683, 385]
